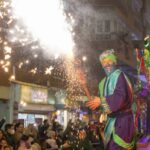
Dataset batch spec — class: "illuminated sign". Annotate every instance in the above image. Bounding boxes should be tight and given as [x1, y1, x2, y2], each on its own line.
[21, 85, 48, 104]
[31, 89, 47, 103]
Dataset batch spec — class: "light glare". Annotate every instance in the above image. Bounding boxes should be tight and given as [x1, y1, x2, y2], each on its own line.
[12, 0, 74, 57]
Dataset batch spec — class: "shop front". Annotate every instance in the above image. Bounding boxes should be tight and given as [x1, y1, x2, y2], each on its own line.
[0, 86, 10, 123]
[10, 81, 55, 126]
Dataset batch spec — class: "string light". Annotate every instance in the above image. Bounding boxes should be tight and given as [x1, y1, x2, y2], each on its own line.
[4, 54, 11, 60]
[10, 75, 15, 80]
[30, 67, 37, 74]
[25, 60, 29, 64]
[4, 67, 9, 72]
[0, 60, 4, 65]
[82, 56, 87, 61]
[18, 62, 23, 68]
[20, 101, 27, 107]
[4, 61, 10, 66]
[45, 66, 54, 75]
[34, 54, 38, 58]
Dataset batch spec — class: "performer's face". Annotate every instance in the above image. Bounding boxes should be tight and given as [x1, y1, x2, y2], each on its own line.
[101, 58, 116, 75]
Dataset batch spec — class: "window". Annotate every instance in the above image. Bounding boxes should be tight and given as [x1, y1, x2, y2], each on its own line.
[114, 20, 117, 32]
[96, 20, 103, 34]
[105, 20, 110, 32]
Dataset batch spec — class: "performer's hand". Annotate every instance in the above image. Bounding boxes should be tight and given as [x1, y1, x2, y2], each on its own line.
[86, 97, 101, 110]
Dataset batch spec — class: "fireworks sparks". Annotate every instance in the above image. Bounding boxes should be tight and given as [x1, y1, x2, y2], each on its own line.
[11, 0, 74, 57]
[0, 0, 88, 106]
[4, 46, 12, 53]
[63, 59, 86, 102]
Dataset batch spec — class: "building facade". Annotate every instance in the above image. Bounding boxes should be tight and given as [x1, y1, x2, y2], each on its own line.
[63, 0, 144, 67]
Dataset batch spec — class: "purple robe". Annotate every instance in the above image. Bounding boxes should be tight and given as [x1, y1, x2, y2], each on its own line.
[105, 73, 135, 150]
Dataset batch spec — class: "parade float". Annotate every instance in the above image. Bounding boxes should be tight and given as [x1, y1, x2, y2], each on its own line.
[136, 35, 150, 150]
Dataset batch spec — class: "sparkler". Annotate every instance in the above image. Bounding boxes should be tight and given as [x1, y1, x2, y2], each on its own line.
[0, 0, 88, 105]
[76, 69, 92, 101]
[11, 0, 74, 57]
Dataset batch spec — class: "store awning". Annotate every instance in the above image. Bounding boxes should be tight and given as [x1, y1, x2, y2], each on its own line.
[19, 103, 55, 113]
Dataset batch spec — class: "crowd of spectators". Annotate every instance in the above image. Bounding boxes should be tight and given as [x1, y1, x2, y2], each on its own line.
[0, 118, 104, 150]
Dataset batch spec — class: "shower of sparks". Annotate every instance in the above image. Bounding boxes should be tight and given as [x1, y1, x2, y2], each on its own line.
[11, 0, 74, 57]
[4, 46, 12, 53]
[0, 0, 87, 105]
[63, 59, 86, 101]
[11, 0, 85, 101]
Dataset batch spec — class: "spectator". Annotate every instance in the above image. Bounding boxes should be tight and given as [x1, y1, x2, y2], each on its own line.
[45, 131, 58, 150]
[14, 123, 24, 145]
[4, 124, 15, 150]
[0, 138, 11, 150]
[0, 130, 5, 141]
[38, 119, 49, 141]
[28, 135, 41, 150]
[24, 124, 38, 139]
[0, 118, 6, 129]
[3, 145, 12, 150]
[17, 135, 31, 150]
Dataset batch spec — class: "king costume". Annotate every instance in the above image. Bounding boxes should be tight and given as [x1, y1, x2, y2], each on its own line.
[99, 50, 135, 150]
